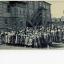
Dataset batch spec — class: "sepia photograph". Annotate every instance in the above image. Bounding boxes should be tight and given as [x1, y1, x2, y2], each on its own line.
[0, 0, 64, 49]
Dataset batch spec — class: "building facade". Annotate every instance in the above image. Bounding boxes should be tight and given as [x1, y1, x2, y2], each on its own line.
[0, 1, 52, 32]
[26, 1, 51, 28]
[0, 2, 10, 32]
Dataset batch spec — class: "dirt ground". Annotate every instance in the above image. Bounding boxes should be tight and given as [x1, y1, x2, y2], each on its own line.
[0, 42, 64, 50]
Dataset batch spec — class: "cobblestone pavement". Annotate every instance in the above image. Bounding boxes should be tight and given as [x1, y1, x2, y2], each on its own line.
[0, 42, 64, 50]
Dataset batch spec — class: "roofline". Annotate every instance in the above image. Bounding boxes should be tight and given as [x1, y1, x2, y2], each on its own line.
[9, 1, 27, 5]
[43, 1, 51, 5]
[0, 1, 51, 5]
[0, 1, 9, 4]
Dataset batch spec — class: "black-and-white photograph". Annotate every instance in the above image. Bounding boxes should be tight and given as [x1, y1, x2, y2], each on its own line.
[0, 1, 64, 49]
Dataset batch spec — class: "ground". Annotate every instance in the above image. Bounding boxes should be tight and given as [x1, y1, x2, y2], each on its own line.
[0, 42, 64, 50]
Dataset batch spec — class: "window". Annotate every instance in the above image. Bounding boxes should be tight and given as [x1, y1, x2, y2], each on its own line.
[18, 8, 24, 15]
[29, 9, 33, 16]
[29, 1, 33, 4]
[5, 18, 8, 24]
[0, 3, 3, 13]
[7, 5, 10, 13]
[46, 5, 50, 9]
[40, 2, 42, 6]
[43, 3, 46, 8]
[20, 10, 21, 14]
[38, 2, 42, 7]
[0, 17, 3, 21]
[5, 21, 8, 24]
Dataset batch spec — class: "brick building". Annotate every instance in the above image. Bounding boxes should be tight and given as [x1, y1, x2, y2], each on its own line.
[0, 1, 52, 32]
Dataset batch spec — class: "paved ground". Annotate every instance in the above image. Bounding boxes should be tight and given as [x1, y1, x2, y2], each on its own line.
[0, 42, 64, 50]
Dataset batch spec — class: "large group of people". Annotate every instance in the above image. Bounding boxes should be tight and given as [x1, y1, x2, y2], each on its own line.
[0, 27, 64, 48]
